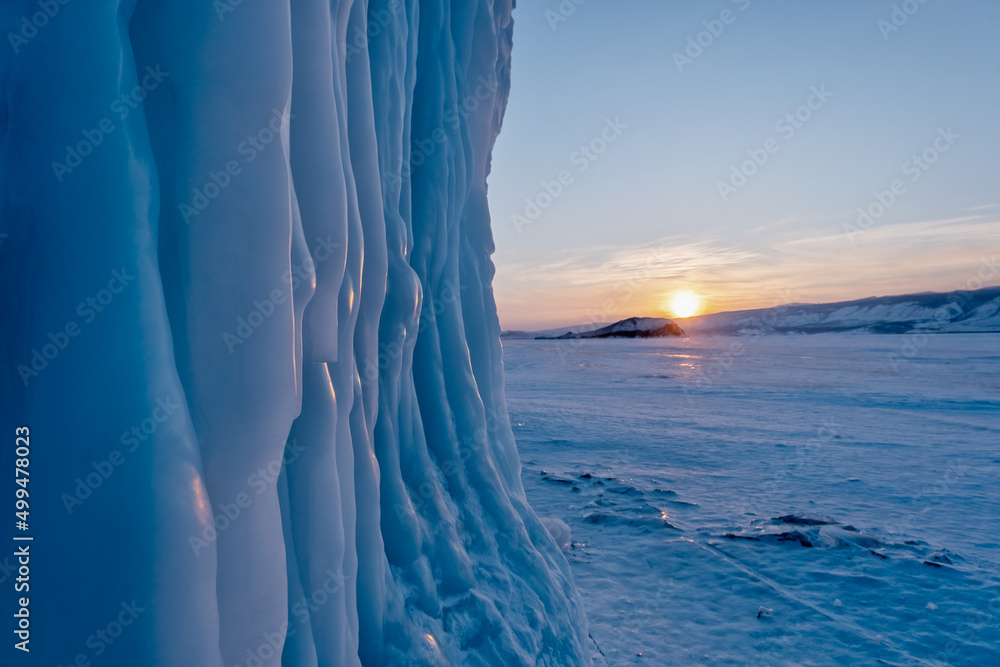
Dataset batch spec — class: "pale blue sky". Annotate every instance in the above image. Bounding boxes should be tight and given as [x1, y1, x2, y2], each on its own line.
[489, 0, 1000, 329]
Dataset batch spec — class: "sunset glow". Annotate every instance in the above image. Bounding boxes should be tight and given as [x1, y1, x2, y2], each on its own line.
[667, 290, 701, 319]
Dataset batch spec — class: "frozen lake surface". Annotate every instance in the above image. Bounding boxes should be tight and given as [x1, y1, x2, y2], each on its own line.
[504, 334, 1000, 665]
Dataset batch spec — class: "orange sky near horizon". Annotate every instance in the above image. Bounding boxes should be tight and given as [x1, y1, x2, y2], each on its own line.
[495, 212, 1000, 330]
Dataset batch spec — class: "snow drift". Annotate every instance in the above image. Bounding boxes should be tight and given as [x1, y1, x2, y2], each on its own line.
[0, 1, 588, 665]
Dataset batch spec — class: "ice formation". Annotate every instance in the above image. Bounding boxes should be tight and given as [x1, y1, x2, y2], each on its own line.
[0, 1, 588, 665]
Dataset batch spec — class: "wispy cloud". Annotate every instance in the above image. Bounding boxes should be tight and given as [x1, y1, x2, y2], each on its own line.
[501, 238, 757, 288]
[497, 213, 1000, 329]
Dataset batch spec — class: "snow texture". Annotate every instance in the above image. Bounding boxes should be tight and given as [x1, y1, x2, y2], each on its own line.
[0, 2, 588, 665]
[507, 334, 1000, 665]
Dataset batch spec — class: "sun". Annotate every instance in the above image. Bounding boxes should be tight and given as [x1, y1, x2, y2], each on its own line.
[667, 290, 701, 319]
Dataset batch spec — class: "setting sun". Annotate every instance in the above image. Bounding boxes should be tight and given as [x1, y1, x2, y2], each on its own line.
[667, 290, 701, 319]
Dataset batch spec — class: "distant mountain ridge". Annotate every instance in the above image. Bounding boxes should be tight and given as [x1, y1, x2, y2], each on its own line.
[683, 286, 1000, 335]
[501, 286, 1000, 339]
[531, 317, 684, 339]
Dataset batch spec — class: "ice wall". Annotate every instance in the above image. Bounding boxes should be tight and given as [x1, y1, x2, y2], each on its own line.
[0, 0, 588, 665]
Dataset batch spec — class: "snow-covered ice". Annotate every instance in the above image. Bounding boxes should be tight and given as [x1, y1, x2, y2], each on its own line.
[505, 333, 1000, 665]
[1, 2, 588, 665]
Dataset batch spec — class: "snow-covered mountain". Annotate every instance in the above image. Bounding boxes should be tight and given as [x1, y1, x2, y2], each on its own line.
[507, 288, 1000, 341]
[536, 316, 684, 339]
[683, 286, 1000, 335]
